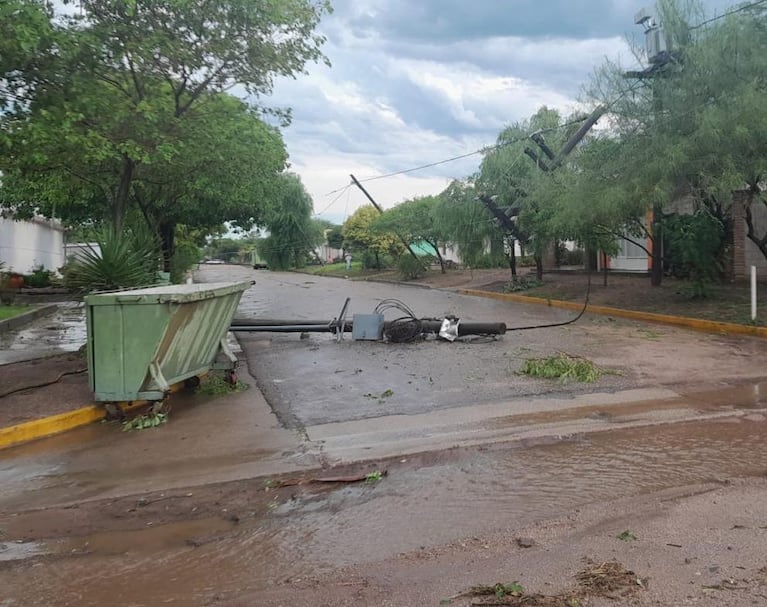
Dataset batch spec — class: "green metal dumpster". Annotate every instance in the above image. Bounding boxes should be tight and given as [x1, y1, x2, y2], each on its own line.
[86, 282, 250, 402]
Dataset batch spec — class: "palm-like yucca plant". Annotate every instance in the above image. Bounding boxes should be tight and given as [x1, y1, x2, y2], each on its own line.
[64, 226, 160, 291]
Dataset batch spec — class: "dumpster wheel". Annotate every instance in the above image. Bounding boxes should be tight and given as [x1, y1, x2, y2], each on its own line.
[184, 376, 201, 389]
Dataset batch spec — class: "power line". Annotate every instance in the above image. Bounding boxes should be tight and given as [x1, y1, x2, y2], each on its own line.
[313, 183, 351, 217]
[690, 0, 767, 29]
[324, 115, 598, 196]
[359, 115, 593, 184]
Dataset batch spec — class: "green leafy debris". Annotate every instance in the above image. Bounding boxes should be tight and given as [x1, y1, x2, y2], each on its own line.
[196, 374, 247, 396]
[520, 353, 603, 383]
[617, 530, 637, 542]
[122, 411, 168, 432]
[365, 471, 383, 484]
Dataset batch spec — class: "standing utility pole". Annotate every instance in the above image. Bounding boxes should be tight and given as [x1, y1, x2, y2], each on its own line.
[626, 8, 675, 286]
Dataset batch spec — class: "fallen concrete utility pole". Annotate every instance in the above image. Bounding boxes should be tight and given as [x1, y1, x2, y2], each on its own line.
[231, 318, 354, 330]
[231, 319, 506, 337]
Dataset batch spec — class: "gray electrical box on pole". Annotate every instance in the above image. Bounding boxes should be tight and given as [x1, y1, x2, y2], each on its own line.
[635, 7, 670, 64]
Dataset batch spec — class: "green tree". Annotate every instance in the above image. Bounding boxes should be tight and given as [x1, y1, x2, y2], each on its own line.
[0, 0, 54, 112]
[205, 237, 250, 263]
[580, 0, 767, 286]
[0, 0, 331, 234]
[477, 107, 577, 279]
[131, 93, 288, 269]
[326, 225, 344, 250]
[435, 180, 506, 271]
[342, 205, 401, 269]
[257, 173, 322, 270]
[373, 196, 450, 272]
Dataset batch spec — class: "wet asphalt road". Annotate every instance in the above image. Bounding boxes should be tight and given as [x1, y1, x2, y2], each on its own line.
[204, 265, 767, 429]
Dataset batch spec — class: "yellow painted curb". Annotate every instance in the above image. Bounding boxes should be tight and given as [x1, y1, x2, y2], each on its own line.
[0, 405, 104, 450]
[0, 380, 196, 451]
[458, 288, 767, 338]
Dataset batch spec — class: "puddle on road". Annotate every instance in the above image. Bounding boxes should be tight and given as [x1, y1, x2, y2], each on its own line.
[3, 414, 767, 606]
[276, 415, 767, 567]
[0, 303, 86, 353]
[0, 540, 49, 562]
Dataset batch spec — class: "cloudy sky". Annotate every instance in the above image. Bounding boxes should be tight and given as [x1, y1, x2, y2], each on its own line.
[268, 0, 734, 225]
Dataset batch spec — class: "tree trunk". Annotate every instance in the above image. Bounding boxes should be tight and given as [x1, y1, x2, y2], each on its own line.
[113, 156, 135, 233]
[743, 189, 767, 260]
[650, 203, 663, 286]
[535, 254, 543, 280]
[427, 240, 446, 273]
[159, 221, 176, 273]
[508, 241, 517, 279]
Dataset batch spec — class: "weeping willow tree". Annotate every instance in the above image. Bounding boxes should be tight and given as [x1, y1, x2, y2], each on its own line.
[257, 173, 324, 270]
[435, 180, 506, 272]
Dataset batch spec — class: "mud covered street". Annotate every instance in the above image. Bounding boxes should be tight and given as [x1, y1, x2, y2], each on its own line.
[2, 265, 767, 606]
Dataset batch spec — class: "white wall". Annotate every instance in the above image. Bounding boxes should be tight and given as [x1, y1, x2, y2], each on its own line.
[0, 216, 65, 274]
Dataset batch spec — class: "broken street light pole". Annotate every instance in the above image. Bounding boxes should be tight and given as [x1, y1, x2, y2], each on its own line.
[231, 318, 506, 337]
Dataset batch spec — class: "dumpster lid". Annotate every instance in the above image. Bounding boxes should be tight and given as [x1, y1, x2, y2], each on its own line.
[86, 281, 251, 305]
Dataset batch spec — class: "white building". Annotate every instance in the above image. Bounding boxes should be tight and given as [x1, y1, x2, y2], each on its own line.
[0, 215, 65, 274]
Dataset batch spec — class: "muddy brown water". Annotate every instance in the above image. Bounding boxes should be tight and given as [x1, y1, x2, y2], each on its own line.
[3, 413, 767, 606]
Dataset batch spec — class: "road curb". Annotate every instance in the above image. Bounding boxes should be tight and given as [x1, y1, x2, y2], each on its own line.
[0, 304, 59, 334]
[0, 382, 191, 451]
[458, 288, 767, 337]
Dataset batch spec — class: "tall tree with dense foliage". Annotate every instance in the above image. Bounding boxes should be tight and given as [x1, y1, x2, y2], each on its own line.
[435, 180, 506, 271]
[373, 196, 451, 272]
[257, 173, 322, 270]
[0, 0, 331, 250]
[476, 107, 582, 279]
[578, 0, 767, 285]
[0, 1, 54, 111]
[342, 205, 401, 269]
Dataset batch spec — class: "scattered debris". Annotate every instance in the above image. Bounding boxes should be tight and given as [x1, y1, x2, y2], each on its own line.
[365, 471, 384, 484]
[265, 470, 388, 489]
[471, 583, 525, 599]
[702, 579, 746, 592]
[135, 492, 193, 507]
[450, 560, 646, 606]
[364, 389, 394, 404]
[122, 411, 168, 432]
[196, 374, 247, 396]
[616, 530, 637, 542]
[575, 560, 646, 597]
[520, 353, 605, 383]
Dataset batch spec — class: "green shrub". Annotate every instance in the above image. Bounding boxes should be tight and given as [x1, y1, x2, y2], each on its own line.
[170, 240, 201, 283]
[503, 277, 544, 292]
[664, 210, 724, 298]
[64, 226, 160, 291]
[560, 248, 584, 266]
[23, 265, 53, 288]
[397, 255, 430, 279]
[468, 253, 506, 269]
[361, 250, 392, 270]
